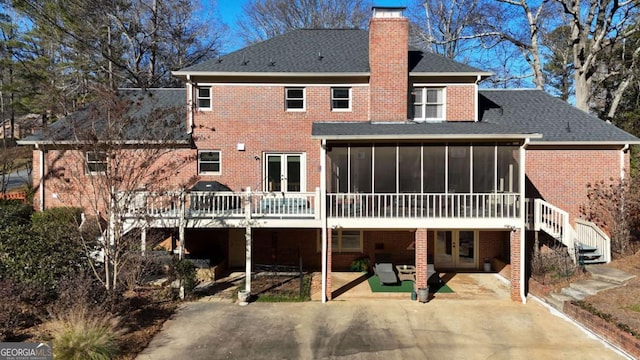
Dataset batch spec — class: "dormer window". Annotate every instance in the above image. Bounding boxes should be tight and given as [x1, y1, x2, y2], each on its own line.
[412, 87, 445, 122]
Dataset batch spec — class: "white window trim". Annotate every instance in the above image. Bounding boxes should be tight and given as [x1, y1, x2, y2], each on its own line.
[198, 150, 221, 175]
[330, 229, 363, 253]
[331, 87, 352, 112]
[196, 86, 212, 111]
[285, 87, 306, 112]
[413, 87, 446, 122]
[85, 151, 107, 175]
[263, 152, 307, 192]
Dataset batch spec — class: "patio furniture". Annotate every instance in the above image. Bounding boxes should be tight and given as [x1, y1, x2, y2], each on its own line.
[427, 263, 442, 285]
[395, 265, 416, 282]
[374, 263, 398, 286]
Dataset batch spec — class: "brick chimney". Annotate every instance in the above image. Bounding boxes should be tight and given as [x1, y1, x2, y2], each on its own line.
[369, 7, 408, 122]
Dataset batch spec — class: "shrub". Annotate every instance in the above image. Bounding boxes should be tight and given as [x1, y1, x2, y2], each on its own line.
[349, 257, 369, 272]
[172, 259, 198, 295]
[48, 307, 123, 360]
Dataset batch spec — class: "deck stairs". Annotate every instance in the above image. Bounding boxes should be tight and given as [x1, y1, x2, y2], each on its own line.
[529, 199, 610, 265]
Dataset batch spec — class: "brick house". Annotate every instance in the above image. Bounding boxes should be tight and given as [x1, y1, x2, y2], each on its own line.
[19, 7, 639, 303]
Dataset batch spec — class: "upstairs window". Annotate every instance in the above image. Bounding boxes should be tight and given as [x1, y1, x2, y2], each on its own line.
[198, 150, 221, 175]
[86, 151, 107, 175]
[197, 87, 211, 110]
[331, 87, 351, 111]
[412, 87, 445, 121]
[285, 87, 305, 111]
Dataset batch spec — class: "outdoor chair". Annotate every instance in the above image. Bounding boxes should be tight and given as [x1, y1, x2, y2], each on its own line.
[374, 262, 398, 286]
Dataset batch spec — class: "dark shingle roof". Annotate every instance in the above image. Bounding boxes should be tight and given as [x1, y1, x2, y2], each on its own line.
[312, 90, 639, 144]
[312, 121, 538, 139]
[479, 89, 639, 143]
[19, 89, 189, 144]
[177, 29, 486, 74]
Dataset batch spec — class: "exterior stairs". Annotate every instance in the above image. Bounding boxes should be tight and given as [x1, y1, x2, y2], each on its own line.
[577, 243, 605, 265]
[544, 265, 635, 312]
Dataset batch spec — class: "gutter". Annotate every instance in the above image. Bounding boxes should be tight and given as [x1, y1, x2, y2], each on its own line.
[312, 133, 543, 141]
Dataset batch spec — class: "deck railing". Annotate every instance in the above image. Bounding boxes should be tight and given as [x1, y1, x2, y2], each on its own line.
[327, 193, 520, 219]
[121, 190, 521, 220]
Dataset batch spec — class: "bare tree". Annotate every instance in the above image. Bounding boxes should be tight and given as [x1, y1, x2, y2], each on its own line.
[410, 0, 551, 89]
[557, 0, 640, 112]
[238, 0, 370, 44]
[43, 88, 197, 291]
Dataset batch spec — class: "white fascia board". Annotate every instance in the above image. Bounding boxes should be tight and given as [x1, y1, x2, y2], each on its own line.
[172, 71, 370, 78]
[529, 140, 640, 146]
[312, 133, 543, 141]
[17, 139, 191, 146]
[409, 71, 493, 77]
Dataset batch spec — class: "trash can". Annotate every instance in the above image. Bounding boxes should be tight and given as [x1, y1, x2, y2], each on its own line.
[483, 258, 491, 272]
[417, 287, 429, 303]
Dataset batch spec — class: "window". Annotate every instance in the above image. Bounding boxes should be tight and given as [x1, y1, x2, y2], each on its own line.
[86, 151, 107, 174]
[198, 150, 221, 175]
[331, 230, 363, 252]
[285, 87, 305, 110]
[331, 87, 351, 111]
[412, 87, 445, 121]
[197, 87, 211, 110]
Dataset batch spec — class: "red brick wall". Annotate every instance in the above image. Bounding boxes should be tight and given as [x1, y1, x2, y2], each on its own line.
[446, 85, 476, 121]
[478, 231, 509, 263]
[193, 84, 368, 192]
[368, 16, 408, 121]
[526, 147, 625, 222]
[510, 229, 522, 302]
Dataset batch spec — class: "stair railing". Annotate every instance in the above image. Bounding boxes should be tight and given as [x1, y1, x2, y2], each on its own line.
[575, 219, 611, 263]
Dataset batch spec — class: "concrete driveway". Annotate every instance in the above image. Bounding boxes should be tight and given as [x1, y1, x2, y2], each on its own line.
[137, 275, 627, 360]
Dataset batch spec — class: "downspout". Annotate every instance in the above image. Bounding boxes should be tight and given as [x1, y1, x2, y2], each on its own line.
[519, 138, 529, 304]
[186, 75, 194, 134]
[38, 145, 45, 211]
[474, 75, 481, 122]
[621, 144, 629, 180]
[320, 139, 328, 303]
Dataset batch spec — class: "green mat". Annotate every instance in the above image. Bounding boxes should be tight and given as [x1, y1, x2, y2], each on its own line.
[367, 275, 453, 294]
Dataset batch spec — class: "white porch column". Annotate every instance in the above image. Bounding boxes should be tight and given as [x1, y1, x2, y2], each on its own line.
[518, 139, 528, 303]
[320, 140, 328, 303]
[141, 227, 147, 258]
[244, 187, 252, 294]
[38, 147, 45, 211]
[178, 191, 186, 260]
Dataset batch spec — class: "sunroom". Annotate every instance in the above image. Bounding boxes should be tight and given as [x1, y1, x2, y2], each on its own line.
[313, 122, 541, 229]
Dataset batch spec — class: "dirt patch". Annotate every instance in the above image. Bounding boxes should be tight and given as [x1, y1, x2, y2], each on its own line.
[583, 251, 640, 336]
[251, 273, 311, 301]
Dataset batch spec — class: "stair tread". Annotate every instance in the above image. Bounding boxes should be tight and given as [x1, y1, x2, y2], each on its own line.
[560, 287, 588, 300]
[579, 253, 602, 259]
[576, 242, 598, 251]
[570, 279, 618, 295]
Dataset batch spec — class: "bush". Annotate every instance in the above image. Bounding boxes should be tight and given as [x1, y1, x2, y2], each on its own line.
[48, 307, 123, 360]
[172, 259, 198, 295]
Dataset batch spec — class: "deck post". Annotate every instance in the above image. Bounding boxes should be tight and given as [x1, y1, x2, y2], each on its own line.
[178, 191, 186, 260]
[244, 187, 252, 294]
[141, 227, 146, 258]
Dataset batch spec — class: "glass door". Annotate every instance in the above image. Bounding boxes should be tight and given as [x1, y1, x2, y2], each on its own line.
[434, 230, 477, 269]
[265, 153, 305, 192]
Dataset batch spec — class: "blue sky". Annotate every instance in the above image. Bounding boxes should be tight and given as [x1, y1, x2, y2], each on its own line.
[214, 0, 410, 52]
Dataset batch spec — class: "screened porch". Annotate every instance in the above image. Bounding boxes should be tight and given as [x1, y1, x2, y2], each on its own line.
[325, 142, 523, 220]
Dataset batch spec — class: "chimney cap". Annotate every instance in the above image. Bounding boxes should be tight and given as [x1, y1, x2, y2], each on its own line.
[372, 6, 406, 18]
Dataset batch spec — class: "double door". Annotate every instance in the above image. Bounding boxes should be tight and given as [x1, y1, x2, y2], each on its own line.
[434, 230, 477, 269]
[265, 153, 305, 192]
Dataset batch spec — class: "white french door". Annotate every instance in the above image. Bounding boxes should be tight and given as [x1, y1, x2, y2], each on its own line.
[434, 230, 477, 269]
[264, 153, 306, 192]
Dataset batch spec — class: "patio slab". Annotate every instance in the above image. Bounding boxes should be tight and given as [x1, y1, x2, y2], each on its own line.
[138, 284, 628, 360]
